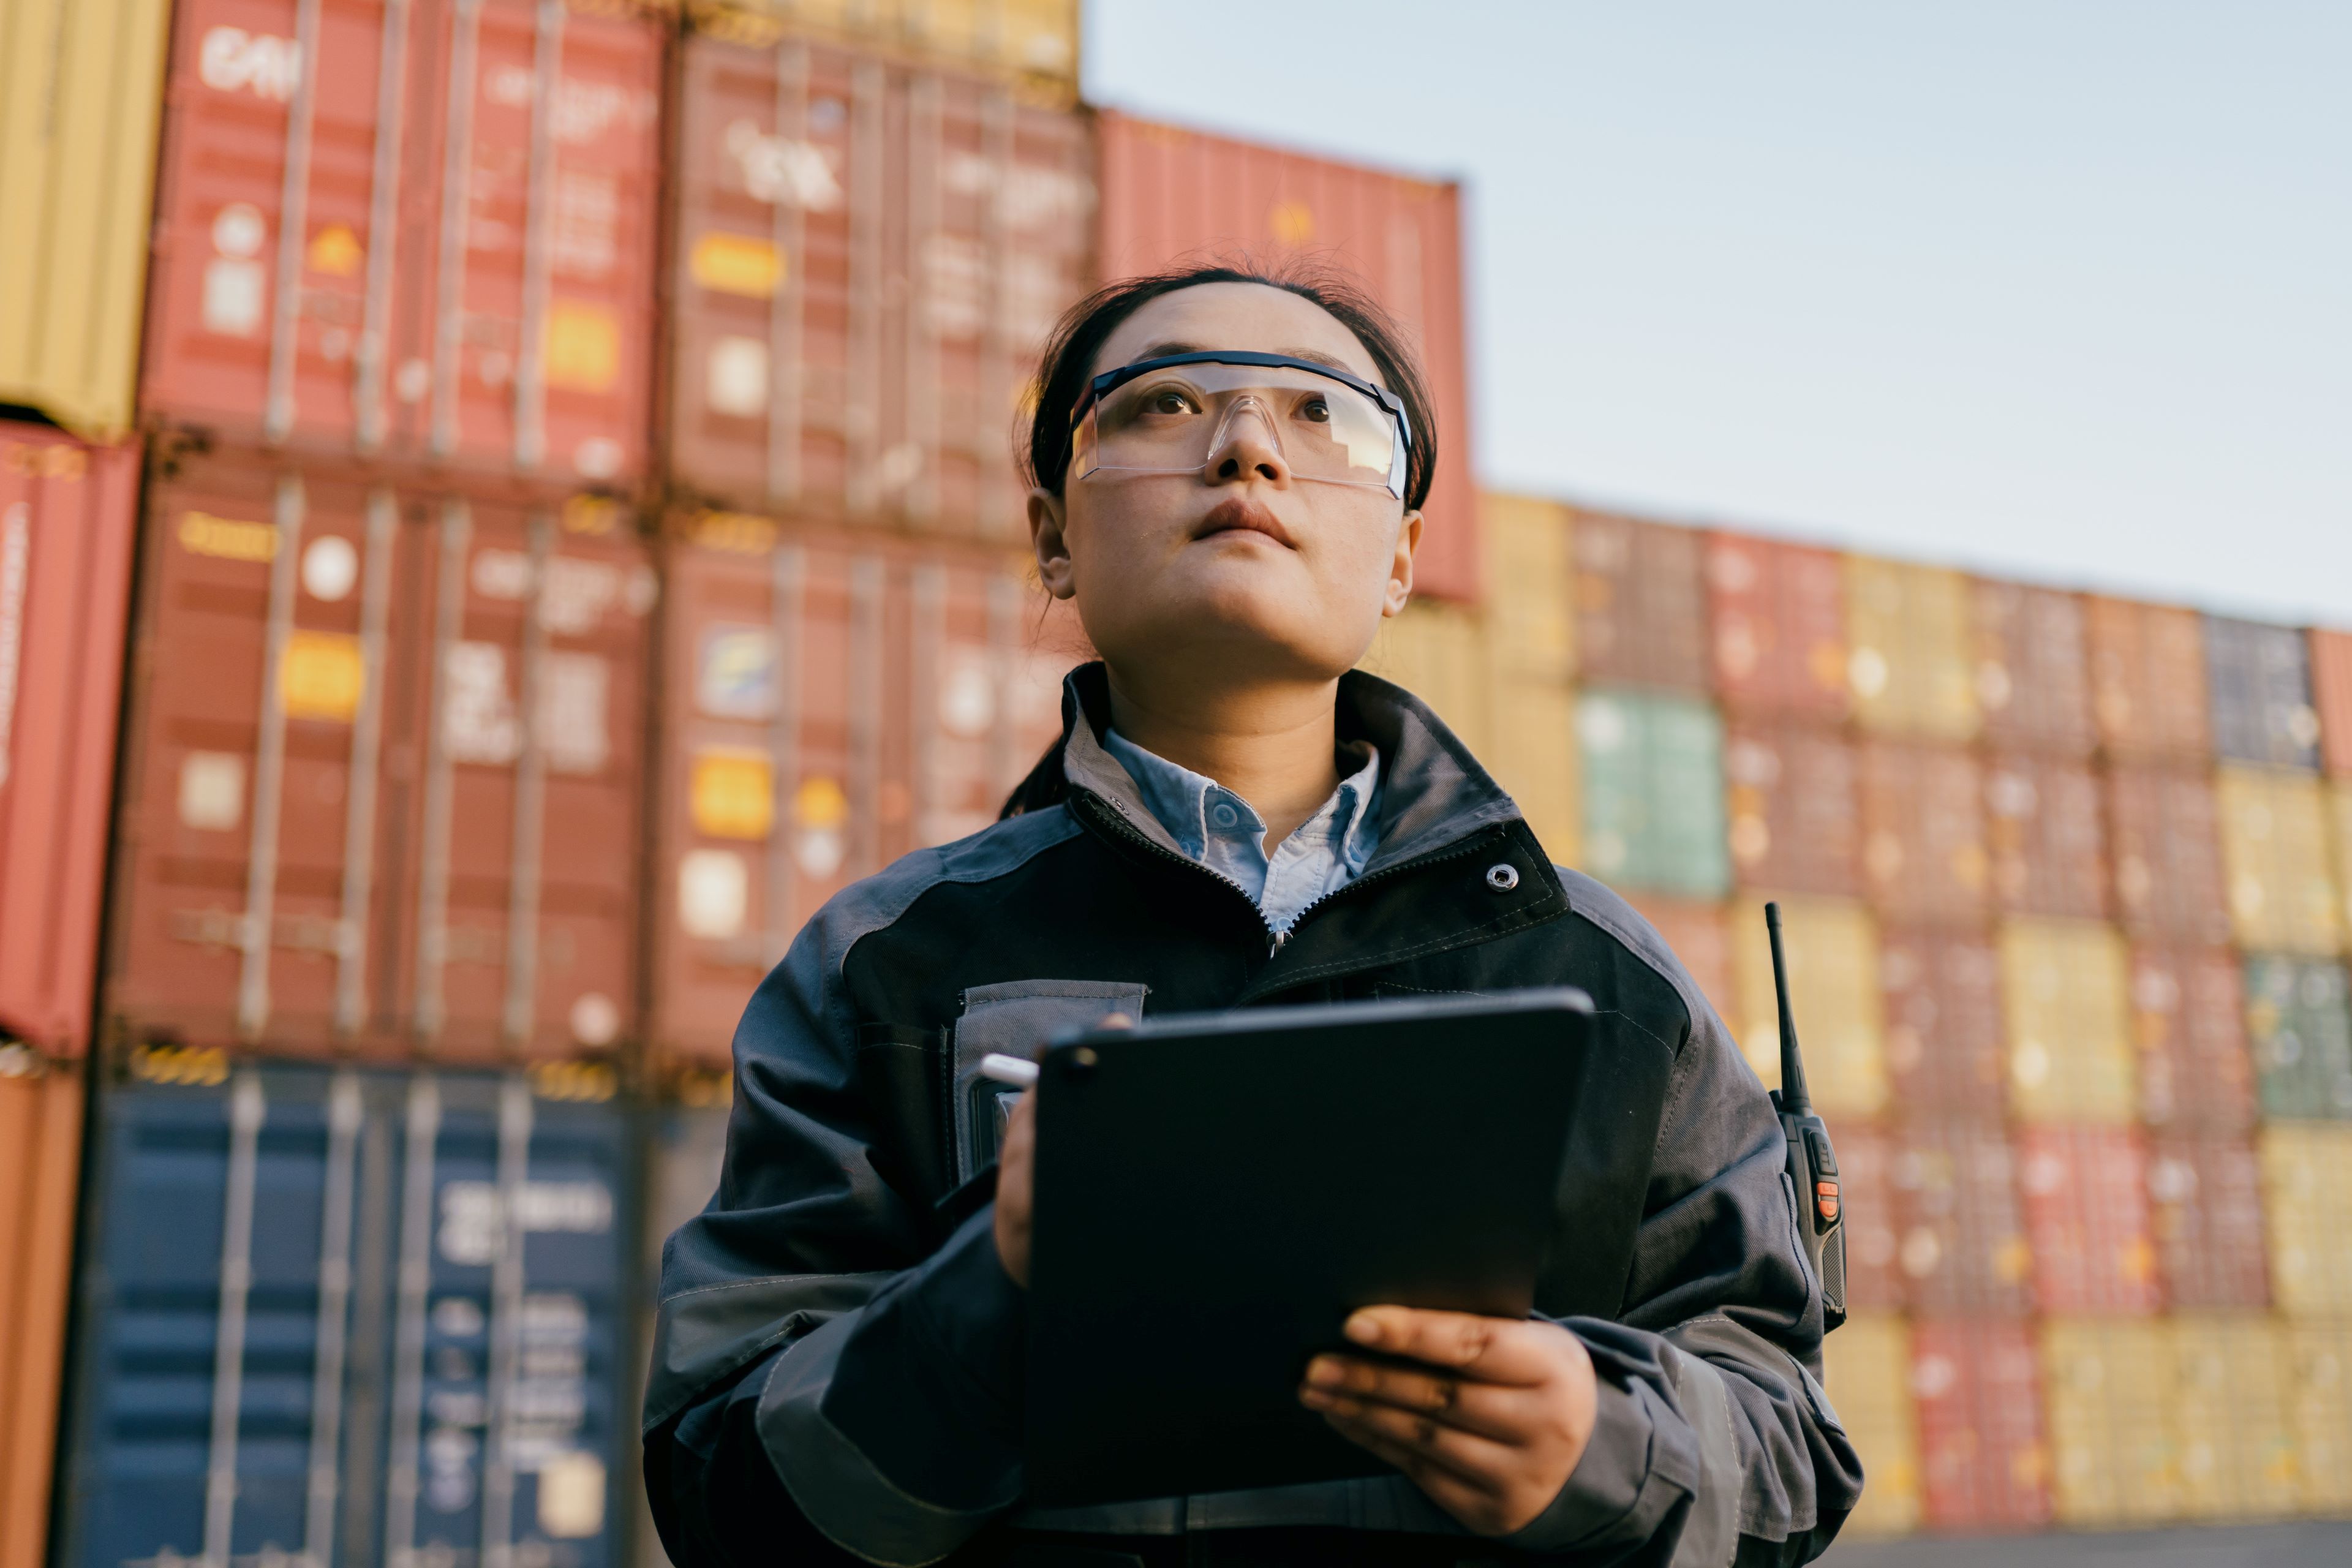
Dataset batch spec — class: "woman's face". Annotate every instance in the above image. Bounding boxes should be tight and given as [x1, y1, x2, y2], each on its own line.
[1029, 282, 1422, 687]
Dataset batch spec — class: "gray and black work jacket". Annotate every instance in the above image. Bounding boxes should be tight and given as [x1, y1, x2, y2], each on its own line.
[643, 663, 1865, 1568]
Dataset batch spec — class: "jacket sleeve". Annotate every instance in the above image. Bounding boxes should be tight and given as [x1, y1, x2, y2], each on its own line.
[1503, 946, 1865, 1567]
[641, 902, 1029, 1568]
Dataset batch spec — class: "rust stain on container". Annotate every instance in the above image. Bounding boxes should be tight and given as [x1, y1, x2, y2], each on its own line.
[2017, 1124, 2162, 1314]
[1858, 742, 1988, 927]
[107, 452, 652, 1061]
[1984, 753, 2106, 919]
[1570, 508, 1709, 692]
[2086, 595, 2209, 763]
[2106, 765, 2233, 946]
[2146, 1135, 2270, 1310]
[1823, 1314, 1921, 1536]
[1724, 723, 1860, 899]
[1889, 1117, 2034, 1316]
[2000, 917, 2135, 1124]
[1910, 1317, 2052, 1531]
[2312, 628, 2352, 780]
[1880, 930, 2007, 1120]
[2261, 1123, 2352, 1316]
[1844, 556, 1978, 742]
[1096, 110, 1479, 603]
[0, 1061, 83, 1568]
[2132, 945, 2256, 1133]
[1705, 531, 1847, 722]
[1730, 893, 1883, 1115]
[1619, 893, 1730, 1027]
[142, 0, 665, 486]
[2042, 1316, 2181, 1527]
[0, 424, 140, 1055]
[1971, 578, 2095, 757]
[2216, 764, 2342, 956]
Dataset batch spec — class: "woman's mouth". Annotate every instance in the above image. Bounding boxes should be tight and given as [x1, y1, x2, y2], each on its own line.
[1194, 498, 1296, 549]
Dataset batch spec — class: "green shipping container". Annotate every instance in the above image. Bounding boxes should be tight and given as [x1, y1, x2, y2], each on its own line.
[1577, 689, 1730, 898]
[2244, 956, 2352, 1121]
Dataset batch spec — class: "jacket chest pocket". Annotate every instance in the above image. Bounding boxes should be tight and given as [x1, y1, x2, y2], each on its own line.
[951, 979, 1149, 1181]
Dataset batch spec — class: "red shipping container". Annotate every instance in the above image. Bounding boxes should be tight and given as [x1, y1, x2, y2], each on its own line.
[1972, 579, 2095, 758]
[1833, 1121, 1905, 1313]
[1723, 724, 1860, 899]
[1880, 930, 2007, 1119]
[1570, 508, 1711, 692]
[1705, 532, 1848, 722]
[649, 513, 1086, 1065]
[1890, 1118, 2034, 1316]
[2132, 945, 2256, 1132]
[2312, 627, 2352, 779]
[1910, 1318, 2054, 1531]
[2018, 1125, 2162, 1315]
[1985, 753, 2107, 919]
[1096, 110, 1477, 603]
[0, 425, 139, 1055]
[667, 26, 1093, 538]
[2146, 1134, 2270, 1310]
[106, 451, 651, 1060]
[2085, 596, 2210, 763]
[1859, 742, 1989, 927]
[2105, 764, 2233, 946]
[141, 0, 663, 487]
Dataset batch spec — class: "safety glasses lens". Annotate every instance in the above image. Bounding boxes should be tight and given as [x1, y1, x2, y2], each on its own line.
[1083, 364, 1401, 492]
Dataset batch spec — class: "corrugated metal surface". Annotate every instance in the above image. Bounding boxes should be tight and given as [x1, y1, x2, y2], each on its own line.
[2261, 1123, 2352, 1314]
[650, 518, 1077, 1066]
[2132, 946, 2256, 1133]
[143, 0, 665, 486]
[2244, 956, 2352, 1122]
[2286, 1320, 2352, 1513]
[668, 28, 1091, 535]
[2106, 766, 2233, 946]
[1910, 1317, 2052, 1531]
[1844, 556, 1978, 742]
[0, 0, 172, 436]
[2000, 918, 2136, 1124]
[1577, 690, 1728, 898]
[1479, 492, 1574, 682]
[0, 425, 140, 1054]
[688, 0, 1083, 96]
[1, 1060, 85, 1568]
[1729, 893, 1884, 1115]
[1880, 931, 2007, 1119]
[2313, 628, 2352, 780]
[1095, 110, 1479, 604]
[1858, 742, 1988, 927]
[1823, 1314, 1920, 1536]
[1569, 508, 1709, 692]
[1972, 579, 2095, 758]
[1357, 598, 1488, 755]
[107, 455, 653, 1060]
[1723, 723, 1861, 899]
[1832, 1121, 1903, 1313]
[2217, 766, 2342, 955]
[2169, 1314, 2301, 1521]
[2043, 1316, 2180, 1526]
[2146, 1134, 2270, 1309]
[2205, 617, 2321, 772]
[1985, 753, 2106, 919]
[2085, 596, 2210, 763]
[1705, 532, 1847, 722]
[1620, 893, 1731, 1026]
[61, 1061, 633, 1568]
[2017, 1125, 2162, 1314]
[1888, 1119, 2034, 1315]
[1483, 676, 1578, 866]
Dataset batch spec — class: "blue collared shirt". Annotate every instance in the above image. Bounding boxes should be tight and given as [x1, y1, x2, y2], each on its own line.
[1098, 727, 1383, 937]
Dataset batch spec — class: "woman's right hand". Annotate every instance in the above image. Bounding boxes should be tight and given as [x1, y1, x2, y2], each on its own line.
[993, 1011, 1134, 1288]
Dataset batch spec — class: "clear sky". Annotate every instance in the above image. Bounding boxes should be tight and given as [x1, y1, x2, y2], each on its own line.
[1084, 2, 2352, 626]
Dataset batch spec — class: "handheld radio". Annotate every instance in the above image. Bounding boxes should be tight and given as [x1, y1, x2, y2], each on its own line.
[1764, 902, 1847, 1330]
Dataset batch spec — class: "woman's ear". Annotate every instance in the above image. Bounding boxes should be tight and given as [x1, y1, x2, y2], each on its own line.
[1028, 488, 1078, 600]
[1382, 509, 1422, 617]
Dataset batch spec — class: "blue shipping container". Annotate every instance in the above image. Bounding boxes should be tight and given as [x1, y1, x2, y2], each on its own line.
[60, 1065, 634, 1568]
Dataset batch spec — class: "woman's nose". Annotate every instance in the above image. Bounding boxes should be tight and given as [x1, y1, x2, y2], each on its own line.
[1205, 399, 1291, 486]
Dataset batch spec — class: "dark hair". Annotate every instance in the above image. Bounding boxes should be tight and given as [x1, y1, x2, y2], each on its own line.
[1021, 260, 1441, 515]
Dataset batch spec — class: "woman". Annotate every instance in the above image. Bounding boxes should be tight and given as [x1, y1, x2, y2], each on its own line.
[644, 266, 1863, 1567]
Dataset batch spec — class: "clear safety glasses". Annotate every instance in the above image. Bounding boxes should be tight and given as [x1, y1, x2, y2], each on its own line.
[1069, 352, 1413, 499]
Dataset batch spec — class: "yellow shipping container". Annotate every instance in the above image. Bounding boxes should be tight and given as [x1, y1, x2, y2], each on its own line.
[1730, 894, 1886, 1116]
[0, 0, 172, 436]
[693, 0, 1082, 94]
[1999, 917, 2137, 1123]
[1479, 492, 1575, 682]
[1822, 1313, 1919, 1536]
[2216, 766, 2343, 956]
[2331, 783, 2352, 947]
[2043, 1317, 2182, 1526]
[2285, 1319, 2352, 1513]
[2260, 1124, 2352, 1316]
[1842, 556, 1980, 742]
[2167, 1314, 2301, 1521]
[1484, 676, 1578, 866]
[1360, 600, 1491, 756]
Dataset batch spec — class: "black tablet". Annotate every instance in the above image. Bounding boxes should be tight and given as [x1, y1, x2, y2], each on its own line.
[1024, 987, 1596, 1506]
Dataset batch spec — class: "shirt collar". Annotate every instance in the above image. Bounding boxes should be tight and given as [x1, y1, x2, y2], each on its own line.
[1098, 726, 1381, 866]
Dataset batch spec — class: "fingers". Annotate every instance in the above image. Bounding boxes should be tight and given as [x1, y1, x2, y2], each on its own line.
[1311, 1385, 1518, 1493]
[1095, 1011, 1136, 1030]
[1298, 1354, 1532, 1443]
[1341, 1307, 1558, 1386]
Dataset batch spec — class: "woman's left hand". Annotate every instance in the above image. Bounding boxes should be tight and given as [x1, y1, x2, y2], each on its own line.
[1299, 1305, 1599, 1537]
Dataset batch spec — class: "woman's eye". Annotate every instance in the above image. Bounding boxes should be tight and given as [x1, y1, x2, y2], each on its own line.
[1148, 390, 1194, 415]
[1298, 398, 1332, 424]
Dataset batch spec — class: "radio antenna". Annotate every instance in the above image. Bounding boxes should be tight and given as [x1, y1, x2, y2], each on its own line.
[1765, 901, 1811, 1115]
